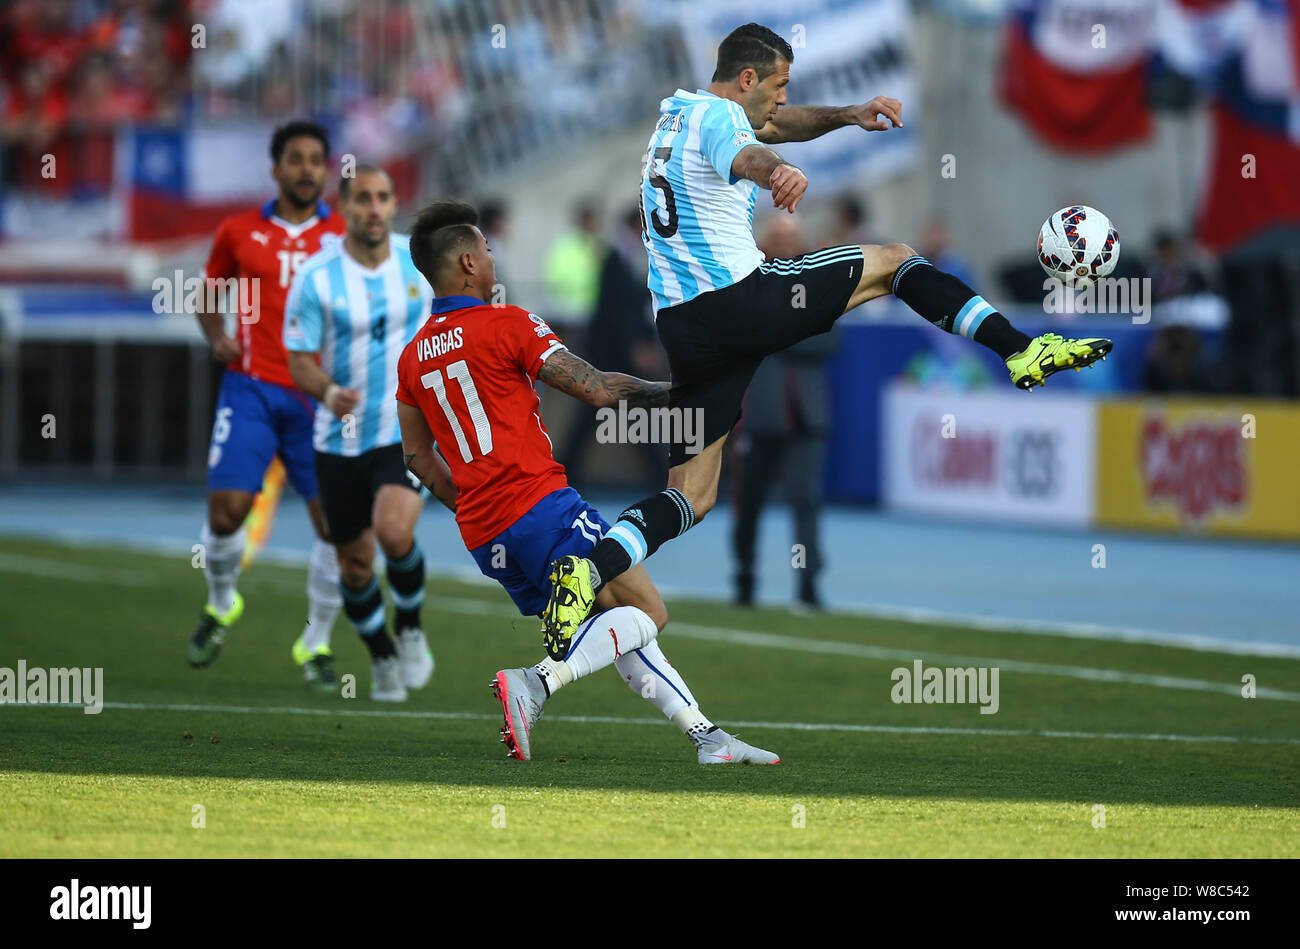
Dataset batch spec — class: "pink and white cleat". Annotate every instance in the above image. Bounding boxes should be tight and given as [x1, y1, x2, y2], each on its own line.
[490, 668, 546, 761]
[695, 728, 780, 765]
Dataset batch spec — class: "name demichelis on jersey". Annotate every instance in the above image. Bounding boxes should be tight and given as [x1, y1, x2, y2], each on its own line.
[284, 233, 433, 455]
[641, 89, 766, 314]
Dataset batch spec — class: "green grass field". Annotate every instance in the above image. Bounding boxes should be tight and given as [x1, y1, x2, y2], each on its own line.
[1, 536, 1297, 858]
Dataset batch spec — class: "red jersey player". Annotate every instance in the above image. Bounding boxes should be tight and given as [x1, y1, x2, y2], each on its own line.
[395, 200, 779, 765]
[188, 121, 347, 691]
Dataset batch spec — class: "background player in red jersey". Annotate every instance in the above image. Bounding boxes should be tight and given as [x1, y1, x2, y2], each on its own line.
[187, 120, 347, 691]
[395, 200, 779, 764]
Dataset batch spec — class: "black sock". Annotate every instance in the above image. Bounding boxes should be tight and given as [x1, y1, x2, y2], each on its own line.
[891, 255, 1031, 360]
[587, 488, 695, 589]
[385, 542, 425, 632]
[340, 577, 396, 659]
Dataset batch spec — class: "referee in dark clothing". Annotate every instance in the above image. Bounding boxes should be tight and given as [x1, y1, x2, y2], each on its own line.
[732, 216, 837, 609]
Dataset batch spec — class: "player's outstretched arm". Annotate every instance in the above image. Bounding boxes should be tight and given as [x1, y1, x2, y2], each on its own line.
[398, 401, 457, 512]
[755, 96, 903, 144]
[537, 349, 670, 409]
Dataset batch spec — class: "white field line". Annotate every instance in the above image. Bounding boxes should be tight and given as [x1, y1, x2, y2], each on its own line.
[4, 552, 1300, 701]
[10, 700, 1295, 747]
[0, 552, 154, 586]
[13, 528, 1300, 659]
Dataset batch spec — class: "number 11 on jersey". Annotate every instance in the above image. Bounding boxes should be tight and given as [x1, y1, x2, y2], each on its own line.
[421, 359, 494, 462]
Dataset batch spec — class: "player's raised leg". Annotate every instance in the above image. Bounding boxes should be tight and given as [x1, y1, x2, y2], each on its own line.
[372, 482, 432, 690]
[541, 432, 725, 657]
[849, 243, 1112, 390]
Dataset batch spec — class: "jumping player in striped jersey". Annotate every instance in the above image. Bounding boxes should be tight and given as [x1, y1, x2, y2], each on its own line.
[285, 165, 435, 702]
[396, 200, 777, 764]
[540, 23, 1114, 653]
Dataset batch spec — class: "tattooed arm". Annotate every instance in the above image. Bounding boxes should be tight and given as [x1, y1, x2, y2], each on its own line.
[536, 348, 670, 409]
[397, 401, 457, 512]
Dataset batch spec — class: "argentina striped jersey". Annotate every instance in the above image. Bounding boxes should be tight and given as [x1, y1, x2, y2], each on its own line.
[641, 88, 766, 313]
[284, 233, 434, 455]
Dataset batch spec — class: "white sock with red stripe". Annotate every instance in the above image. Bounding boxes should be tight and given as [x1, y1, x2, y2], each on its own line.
[533, 606, 658, 695]
[614, 641, 715, 742]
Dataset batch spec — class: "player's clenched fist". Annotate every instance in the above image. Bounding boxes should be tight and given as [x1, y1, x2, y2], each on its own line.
[210, 335, 242, 363]
[323, 382, 361, 419]
[769, 163, 807, 214]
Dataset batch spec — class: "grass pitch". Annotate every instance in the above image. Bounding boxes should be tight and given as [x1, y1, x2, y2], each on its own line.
[1, 537, 1297, 858]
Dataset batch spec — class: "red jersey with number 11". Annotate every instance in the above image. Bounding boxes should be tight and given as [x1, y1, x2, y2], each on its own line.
[396, 296, 569, 549]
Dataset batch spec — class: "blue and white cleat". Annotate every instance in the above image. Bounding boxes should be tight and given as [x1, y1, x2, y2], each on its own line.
[491, 668, 547, 761]
[696, 728, 781, 765]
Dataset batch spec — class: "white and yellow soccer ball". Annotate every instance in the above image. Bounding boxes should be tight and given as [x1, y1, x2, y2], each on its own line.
[1037, 205, 1120, 289]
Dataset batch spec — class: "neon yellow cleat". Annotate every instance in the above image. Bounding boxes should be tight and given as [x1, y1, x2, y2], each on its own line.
[540, 555, 596, 660]
[292, 634, 336, 693]
[187, 592, 244, 668]
[1005, 333, 1113, 390]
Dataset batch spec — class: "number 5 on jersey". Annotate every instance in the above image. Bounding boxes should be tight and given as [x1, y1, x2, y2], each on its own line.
[643, 146, 678, 238]
[421, 359, 493, 462]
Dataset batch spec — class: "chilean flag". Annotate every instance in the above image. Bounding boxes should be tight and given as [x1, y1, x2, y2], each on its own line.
[999, 0, 1156, 153]
[124, 124, 284, 242]
[1164, 0, 1300, 251]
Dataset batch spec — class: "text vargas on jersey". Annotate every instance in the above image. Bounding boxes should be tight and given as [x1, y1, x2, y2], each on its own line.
[417, 327, 464, 361]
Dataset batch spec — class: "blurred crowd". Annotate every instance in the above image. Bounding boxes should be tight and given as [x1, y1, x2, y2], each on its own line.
[1, 0, 682, 198]
[1, 0, 192, 193]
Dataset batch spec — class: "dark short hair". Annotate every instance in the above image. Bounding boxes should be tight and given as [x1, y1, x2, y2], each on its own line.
[712, 23, 793, 83]
[338, 164, 389, 200]
[270, 120, 330, 164]
[409, 200, 480, 285]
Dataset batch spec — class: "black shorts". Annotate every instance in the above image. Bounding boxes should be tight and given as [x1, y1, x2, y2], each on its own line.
[314, 443, 420, 544]
[654, 244, 863, 467]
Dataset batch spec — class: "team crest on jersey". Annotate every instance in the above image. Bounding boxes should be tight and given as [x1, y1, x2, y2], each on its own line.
[408, 284, 419, 299]
[528, 314, 553, 338]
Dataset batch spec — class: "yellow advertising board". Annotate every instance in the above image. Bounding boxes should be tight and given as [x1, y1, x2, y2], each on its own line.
[1096, 398, 1300, 539]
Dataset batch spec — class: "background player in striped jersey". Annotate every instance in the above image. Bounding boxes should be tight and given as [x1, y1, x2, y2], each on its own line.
[285, 166, 435, 702]
[541, 23, 1115, 652]
[396, 200, 777, 764]
[188, 120, 346, 689]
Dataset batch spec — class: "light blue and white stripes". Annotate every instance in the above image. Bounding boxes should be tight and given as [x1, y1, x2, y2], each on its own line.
[890, 254, 930, 295]
[758, 244, 863, 275]
[606, 522, 647, 566]
[284, 233, 433, 456]
[953, 295, 997, 339]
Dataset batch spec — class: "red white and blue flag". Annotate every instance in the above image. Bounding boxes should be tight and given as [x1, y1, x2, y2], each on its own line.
[1159, 0, 1300, 250]
[999, 0, 1157, 153]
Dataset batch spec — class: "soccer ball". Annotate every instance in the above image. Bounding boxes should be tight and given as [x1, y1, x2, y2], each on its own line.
[1037, 205, 1120, 289]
